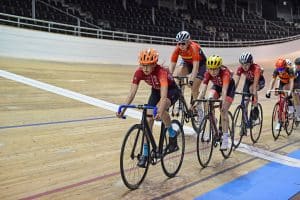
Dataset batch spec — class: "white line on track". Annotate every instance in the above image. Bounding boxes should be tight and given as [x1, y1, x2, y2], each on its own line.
[1, 69, 300, 168]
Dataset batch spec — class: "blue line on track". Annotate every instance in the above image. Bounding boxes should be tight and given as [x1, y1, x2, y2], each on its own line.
[194, 150, 300, 200]
[0, 116, 116, 130]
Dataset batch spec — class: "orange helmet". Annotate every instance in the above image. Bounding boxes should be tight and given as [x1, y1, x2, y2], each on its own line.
[275, 58, 286, 69]
[139, 48, 159, 65]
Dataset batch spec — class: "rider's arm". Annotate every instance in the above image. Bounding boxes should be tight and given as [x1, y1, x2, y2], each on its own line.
[169, 62, 177, 74]
[117, 83, 138, 117]
[198, 83, 208, 100]
[190, 61, 199, 82]
[268, 77, 276, 91]
[234, 75, 241, 89]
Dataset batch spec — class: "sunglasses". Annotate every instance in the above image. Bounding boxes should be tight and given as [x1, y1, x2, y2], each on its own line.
[178, 42, 186, 46]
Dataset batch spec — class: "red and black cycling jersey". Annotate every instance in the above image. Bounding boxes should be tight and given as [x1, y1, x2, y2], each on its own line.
[236, 63, 262, 82]
[272, 67, 295, 84]
[203, 66, 233, 87]
[132, 64, 175, 90]
[170, 41, 205, 64]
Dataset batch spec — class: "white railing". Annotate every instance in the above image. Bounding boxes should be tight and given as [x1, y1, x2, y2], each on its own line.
[0, 12, 299, 47]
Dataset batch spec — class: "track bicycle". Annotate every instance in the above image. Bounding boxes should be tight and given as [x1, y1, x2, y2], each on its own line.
[268, 89, 295, 140]
[118, 104, 185, 190]
[194, 99, 234, 168]
[171, 76, 204, 132]
[233, 92, 263, 148]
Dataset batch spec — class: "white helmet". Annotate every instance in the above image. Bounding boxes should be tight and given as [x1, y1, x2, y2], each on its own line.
[175, 31, 190, 43]
[285, 59, 292, 66]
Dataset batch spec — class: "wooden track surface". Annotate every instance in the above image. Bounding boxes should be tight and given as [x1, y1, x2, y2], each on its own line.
[0, 57, 299, 200]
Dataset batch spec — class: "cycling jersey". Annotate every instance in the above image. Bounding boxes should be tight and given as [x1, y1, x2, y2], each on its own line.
[236, 63, 263, 82]
[272, 67, 295, 84]
[171, 41, 206, 64]
[203, 66, 233, 87]
[132, 64, 175, 90]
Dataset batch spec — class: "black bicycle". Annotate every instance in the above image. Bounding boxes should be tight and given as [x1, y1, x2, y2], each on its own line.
[118, 104, 185, 190]
[195, 99, 234, 168]
[171, 76, 204, 132]
[233, 92, 263, 148]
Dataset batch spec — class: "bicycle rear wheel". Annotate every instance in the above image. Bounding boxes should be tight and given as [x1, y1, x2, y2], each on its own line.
[250, 103, 263, 143]
[221, 111, 234, 158]
[197, 115, 213, 168]
[233, 105, 244, 149]
[120, 124, 150, 190]
[271, 103, 281, 140]
[161, 120, 185, 178]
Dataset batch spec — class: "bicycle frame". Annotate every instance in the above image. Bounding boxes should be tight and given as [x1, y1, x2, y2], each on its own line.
[118, 104, 165, 160]
[268, 90, 289, 123]
[236, 92, 253, 128]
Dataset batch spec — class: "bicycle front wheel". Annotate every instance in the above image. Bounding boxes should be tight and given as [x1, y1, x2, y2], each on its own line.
[221, 111, 234, 159]
[161, 120, 185, 178]
[120, 124, 150, 190]
[197, 115, 213, 168]
[233, 105, 244, 149]
[250, 103, 263, 143]
[271, 103, 281, 140]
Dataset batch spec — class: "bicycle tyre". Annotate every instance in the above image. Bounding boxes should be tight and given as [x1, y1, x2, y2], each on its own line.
[233, 105, 244, 149]
[161, 120, 185, 177]
[250, 103, 263, 143]
[271, 103, 281, 140]
[120, 124, 150, 190]
[221, 111, 234, 158]
[197, 115, 213, 168]
[285, 103, 294, 136]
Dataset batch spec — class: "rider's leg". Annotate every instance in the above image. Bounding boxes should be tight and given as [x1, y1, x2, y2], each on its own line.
[283, 84, 294, 114]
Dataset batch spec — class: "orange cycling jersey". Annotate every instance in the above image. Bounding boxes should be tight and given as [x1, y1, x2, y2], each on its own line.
[272, 67, 295, 84]
[170, 41, 204, 64]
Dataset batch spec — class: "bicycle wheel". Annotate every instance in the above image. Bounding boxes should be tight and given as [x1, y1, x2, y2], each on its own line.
[285, 103, 294, 136]
[271, 103, 281, 140]
[191, 102, 205, 132]
[161, 120, 185, 178]
[233, 105, 245, 149]
[221, 111, 234, 158]
[250, 103, 263, 143]
[197, 115, 213, 168]
[120, 124, 150, 190]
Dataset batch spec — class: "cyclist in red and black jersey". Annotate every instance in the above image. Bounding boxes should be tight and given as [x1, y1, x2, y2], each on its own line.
[197, 55, 236, 150]
[234, 52, 265, 123]
[169, 31, 207, 109]
[116, 48, 181, 167]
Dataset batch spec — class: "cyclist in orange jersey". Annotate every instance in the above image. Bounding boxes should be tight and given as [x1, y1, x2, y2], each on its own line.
[116, 48, 181, 167]
[266, 58, 295, 130]
[169, 31, 207, 110]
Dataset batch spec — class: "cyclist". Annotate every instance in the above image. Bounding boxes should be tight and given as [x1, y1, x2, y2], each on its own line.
[116, 48, 181, 167]
[266, 58, 295, 130]
[169, 31, 207, 112]
[196, 55, 236, 150]
[293, 57, 300, 123]
[234, 52, 265, 125]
